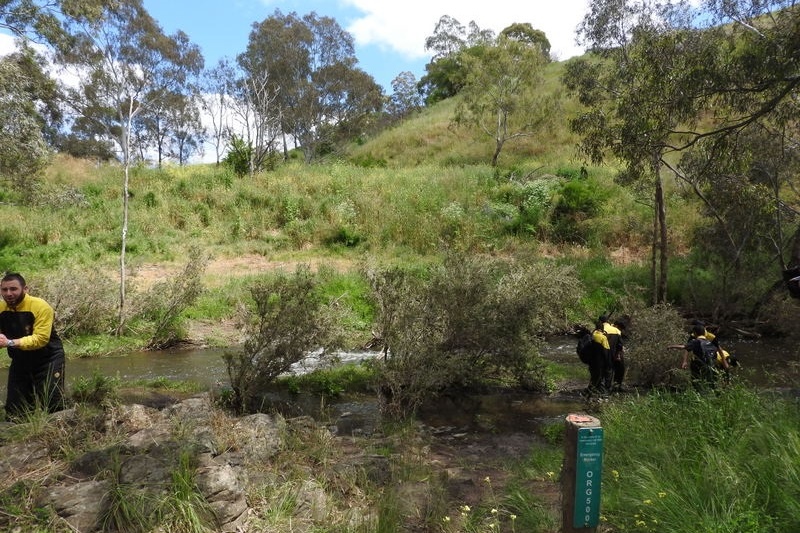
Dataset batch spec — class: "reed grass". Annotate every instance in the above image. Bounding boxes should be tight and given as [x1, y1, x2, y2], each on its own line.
[601, 385, 800, 532]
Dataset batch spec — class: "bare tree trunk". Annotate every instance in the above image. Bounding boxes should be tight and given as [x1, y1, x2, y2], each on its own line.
[116, 97, 135, 335]
[656, 174, 668, 303]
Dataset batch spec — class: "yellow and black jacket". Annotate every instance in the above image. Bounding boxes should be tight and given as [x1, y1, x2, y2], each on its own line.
[0, 294, 64, 362]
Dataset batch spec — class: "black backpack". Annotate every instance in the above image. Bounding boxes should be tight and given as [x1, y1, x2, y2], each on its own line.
[696, 338, 717, 366]
[576, 331, 597, 364]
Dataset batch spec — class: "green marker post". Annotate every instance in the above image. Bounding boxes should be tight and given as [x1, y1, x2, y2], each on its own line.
[562, 413, 604, 532]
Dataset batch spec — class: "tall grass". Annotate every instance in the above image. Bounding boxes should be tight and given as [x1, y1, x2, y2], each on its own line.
[601, 386, 800, 532]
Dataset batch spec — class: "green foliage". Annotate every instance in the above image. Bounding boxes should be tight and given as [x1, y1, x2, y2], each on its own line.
[573, 255, 650, 317]
[316, 269, 374, 339]
[602, 386, 800, 532]
[369, 252, 583, 417]
[551, 175, 609, 244]
[223, 266, 342, 412]
[133, 247, 208, 349]
[279, 362, 375, 396]
[71, 370, 121, 407]
[491, 178, 559, 236]
[223, 135, 253, 177]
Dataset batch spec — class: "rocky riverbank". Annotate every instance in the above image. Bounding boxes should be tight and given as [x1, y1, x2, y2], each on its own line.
[0, 389, 568, 532]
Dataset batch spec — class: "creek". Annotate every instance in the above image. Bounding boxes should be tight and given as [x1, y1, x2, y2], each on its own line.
[0, 336, 797, 433]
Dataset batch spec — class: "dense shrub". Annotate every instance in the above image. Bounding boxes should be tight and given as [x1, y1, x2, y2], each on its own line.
[223, 266, 343, 413]
[133, 247, 208, 349]
[620, 299, 688, 388]
[368, 253, 583, 417]
[551, 176, 609, 243]
[39, 267, 118, 337]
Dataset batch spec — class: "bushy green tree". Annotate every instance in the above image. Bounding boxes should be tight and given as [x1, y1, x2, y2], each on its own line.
[454, 34, 555, 167]
[0, 48, 53, 197]
[224, 266, 341, 413]
[368, 254, 582, 417]
[240, 9, 383, 162]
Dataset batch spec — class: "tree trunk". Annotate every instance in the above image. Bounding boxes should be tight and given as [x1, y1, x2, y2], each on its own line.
[116, 97, 137, 335]
[650, 192, 658, 305]
[656, 174, 668, 303]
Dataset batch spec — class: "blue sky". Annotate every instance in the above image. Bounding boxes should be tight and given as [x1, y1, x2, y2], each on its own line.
[140, 0, 591, 92]
[0, 0, 591, 92]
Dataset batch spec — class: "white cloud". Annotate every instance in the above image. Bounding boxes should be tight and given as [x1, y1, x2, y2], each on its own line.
[0, 32, 18, 56]
[342, 0, 590, 61]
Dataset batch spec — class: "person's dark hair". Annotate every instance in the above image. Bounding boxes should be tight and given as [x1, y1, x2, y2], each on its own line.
[691, 324, 705, 337]
[2, 272, 26, 286]
[599, 314, 608, 323]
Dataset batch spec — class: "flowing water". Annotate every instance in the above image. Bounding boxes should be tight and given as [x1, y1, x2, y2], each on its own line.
[0, 336, 797, 432]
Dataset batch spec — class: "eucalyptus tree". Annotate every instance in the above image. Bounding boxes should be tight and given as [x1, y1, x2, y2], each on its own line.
[54, 0, 203, 330]
[564, 0, 800, 306]
[0, 49, 52, 195]
[419, 15, 497, 104]
[136, 89, 205, 167]
[240, 9, 382, 162]
[201, 58, 236, 165]
[499, 22, 552, 59]
[564, 0, 718, 304]
[388, 71, 422, 120]
[454, 31, 555, 167]
[0, 0, 109, 45]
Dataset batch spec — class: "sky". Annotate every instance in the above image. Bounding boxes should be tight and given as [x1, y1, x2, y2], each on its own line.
[139, 0, 592, 92]
[0, 0, 590, 91]
[0, 0, 591, 163]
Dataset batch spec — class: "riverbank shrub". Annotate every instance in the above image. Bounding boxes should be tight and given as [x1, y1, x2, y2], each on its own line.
[369, 253, 583, 417]
[39, 267, 118, 337]
[621, 300, 688, 388]
[223, 266, 344, 413]
[135, 247, 208, 349]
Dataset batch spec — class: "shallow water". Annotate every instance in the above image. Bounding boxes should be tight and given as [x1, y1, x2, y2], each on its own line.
[0, 336, 796, 427]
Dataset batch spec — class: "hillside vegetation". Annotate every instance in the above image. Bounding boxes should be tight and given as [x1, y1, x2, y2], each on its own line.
[0, 57, 795, 361]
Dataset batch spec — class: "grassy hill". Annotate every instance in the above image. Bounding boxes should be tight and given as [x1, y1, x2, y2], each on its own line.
[0, 58, 726, 354]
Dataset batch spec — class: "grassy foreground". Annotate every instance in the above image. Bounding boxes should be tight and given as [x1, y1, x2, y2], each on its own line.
[2, 367, 797, 533]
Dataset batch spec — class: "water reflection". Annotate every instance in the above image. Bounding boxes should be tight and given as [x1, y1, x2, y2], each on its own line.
[0, 348, 381, 403]
[0, 336, 796, 418]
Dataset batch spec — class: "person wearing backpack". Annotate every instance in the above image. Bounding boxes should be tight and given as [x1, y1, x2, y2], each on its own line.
[599, 315, 625, 392]
[579, 321, 610, 397]
[670, 324, 727, 390]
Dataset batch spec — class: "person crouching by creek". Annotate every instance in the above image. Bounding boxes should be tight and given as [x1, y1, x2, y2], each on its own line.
[0, 273, 66, 419]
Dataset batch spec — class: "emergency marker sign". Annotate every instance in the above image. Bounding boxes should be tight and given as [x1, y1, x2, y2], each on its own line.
[573, 426, 604, 528]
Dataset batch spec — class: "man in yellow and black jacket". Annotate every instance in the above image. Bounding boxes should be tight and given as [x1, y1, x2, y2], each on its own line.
[0, 272, 65, 418]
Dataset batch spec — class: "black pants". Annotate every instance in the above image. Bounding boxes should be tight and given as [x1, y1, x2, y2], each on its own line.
[611, 353, 625, 386]
[689, 359, 716, 391]
[6, 354, 65, 417]
[588, 353, 607, 392]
